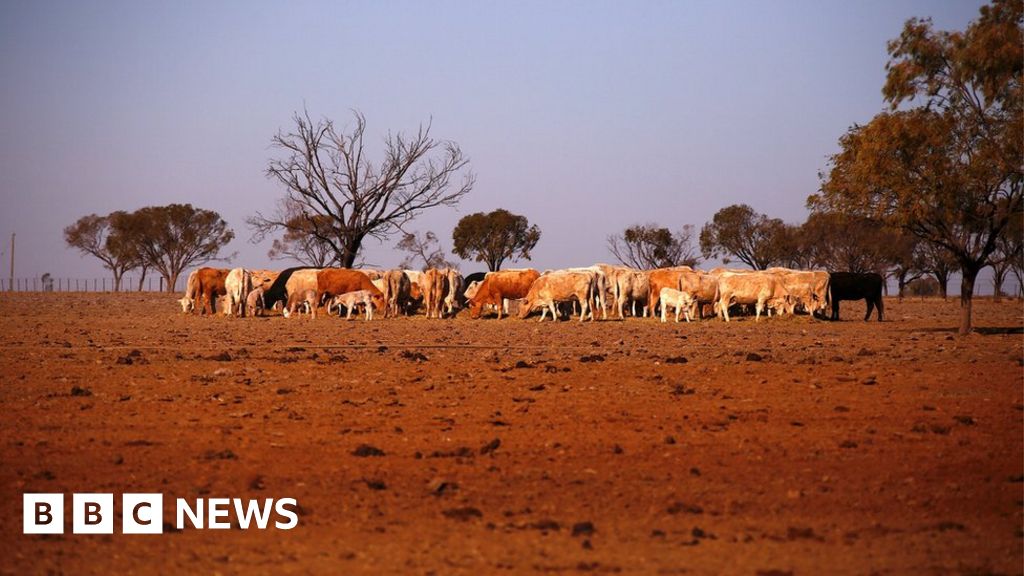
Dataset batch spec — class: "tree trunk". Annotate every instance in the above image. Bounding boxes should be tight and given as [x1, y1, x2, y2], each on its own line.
[137, 267, 148, 292]
[896, 273, 905, 301]
[959, 264, 979, 335]
[991, 265, 1007, 303]
[166, 271, 179, 293]
[937, 275, 948, 301]
[340, 235, 363, 268]
[113, 271, 123, 292]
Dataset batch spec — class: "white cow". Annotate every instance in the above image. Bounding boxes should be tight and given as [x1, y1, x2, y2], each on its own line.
[330, 290, 377, 320]
[224, 268, 253, 317]
[566, 266, 609, 319]
[246, 286, 266, 316]
[715, 272, 793, 322]
[443, 268, 464, 315]
[179, 270, 199, 313]
[659, 287, 695, 323]
[518, 271, 596, 322]
[615, 269, 650, 318]
[283, 289, 319, 319]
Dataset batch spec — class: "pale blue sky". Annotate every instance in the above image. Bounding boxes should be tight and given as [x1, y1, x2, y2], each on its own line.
[0, 0, 990, 285]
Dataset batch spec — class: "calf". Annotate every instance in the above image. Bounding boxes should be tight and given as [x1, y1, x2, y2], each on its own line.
[659, 287, 695, 323]
[284, 289, 320, 319]
[330, 290, 380, 320]
[246, 286, 266, 317]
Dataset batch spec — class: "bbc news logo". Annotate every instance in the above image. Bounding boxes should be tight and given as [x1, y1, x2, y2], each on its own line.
[23, 494, 299, 534]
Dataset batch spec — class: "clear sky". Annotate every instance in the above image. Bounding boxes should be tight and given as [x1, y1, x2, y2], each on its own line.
[0, 0, 991, 286]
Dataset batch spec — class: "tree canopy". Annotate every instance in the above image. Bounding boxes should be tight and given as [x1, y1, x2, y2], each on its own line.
[451, 209, 540, 271]
[63, 211, 139, 291]
[699, 204, 786, 270]
[121, 204, 234, 292]
[810, 0, 1022, 333]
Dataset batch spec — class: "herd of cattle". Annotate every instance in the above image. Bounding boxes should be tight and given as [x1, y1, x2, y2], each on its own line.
[178, 264, 886, 323]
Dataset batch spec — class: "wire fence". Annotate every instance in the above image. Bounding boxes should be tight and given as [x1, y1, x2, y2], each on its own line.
[4, 276, 180, 293]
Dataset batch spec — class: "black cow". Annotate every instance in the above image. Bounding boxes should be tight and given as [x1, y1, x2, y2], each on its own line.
[462, 272, 487, 297]
[828, 272, 884, 321]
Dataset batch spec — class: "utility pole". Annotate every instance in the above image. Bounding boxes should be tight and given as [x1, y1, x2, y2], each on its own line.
[8, 233, 13, 292]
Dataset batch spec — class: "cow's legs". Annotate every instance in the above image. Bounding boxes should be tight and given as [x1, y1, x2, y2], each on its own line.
[875, 297, 884, 321]
[864, 299, 874, 321]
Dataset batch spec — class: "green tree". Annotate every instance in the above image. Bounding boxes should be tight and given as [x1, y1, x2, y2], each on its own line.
[699, 204, 786, 270]
[452, 209, 540, 271]
[800, 212, 906, 274]
[811, 1, 1022, 333]
[63, 211, 139, 291]
[607, 223, 699, 269]
[122, 204, 235, 292]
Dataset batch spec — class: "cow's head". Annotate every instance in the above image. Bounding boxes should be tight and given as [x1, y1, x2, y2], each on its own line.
[464, 295, 479, 319]
[179, 297, 194, 313]
[371, 293, 386, 312]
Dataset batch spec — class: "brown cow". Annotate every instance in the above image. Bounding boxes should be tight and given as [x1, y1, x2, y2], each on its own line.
[179, 267, 229, 315]
[421, 268, 448, 319]
[468, 269, 540, 319]
[678, 270, 719, 320]
[314, 269, 385, 316]
[381, 269, 412, 317]
[647, 267, 693, 317]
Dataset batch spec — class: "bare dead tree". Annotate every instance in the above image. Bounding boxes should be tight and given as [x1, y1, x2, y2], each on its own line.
[249, 110, 475, 268]
[607, 224, 699, 269]
[396, 230, 455, 271]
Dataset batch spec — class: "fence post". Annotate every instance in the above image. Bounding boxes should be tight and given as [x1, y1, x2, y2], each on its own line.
[159, 277, 164, 292]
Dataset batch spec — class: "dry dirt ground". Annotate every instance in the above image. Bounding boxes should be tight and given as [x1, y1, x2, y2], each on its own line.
[0, 292, 1021, 575]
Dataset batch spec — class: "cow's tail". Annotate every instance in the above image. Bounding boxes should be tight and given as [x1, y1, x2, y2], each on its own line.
[612, 273, 621, 317]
